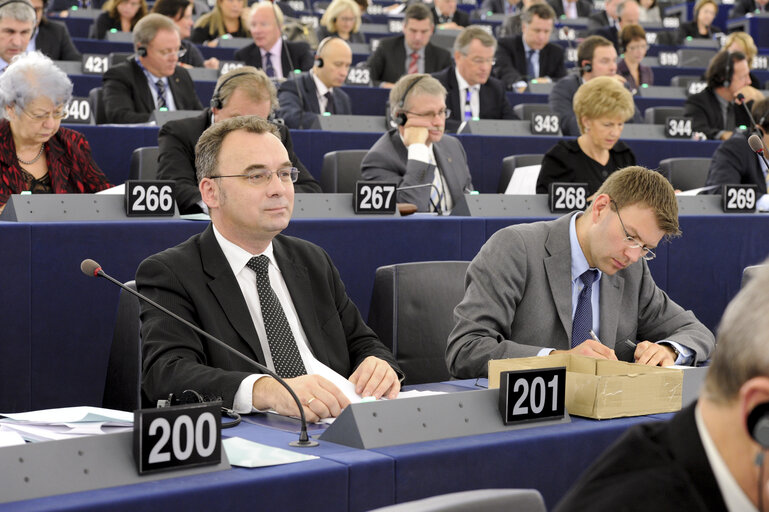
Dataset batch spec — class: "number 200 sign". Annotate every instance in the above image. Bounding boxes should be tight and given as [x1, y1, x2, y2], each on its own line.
[498, 367, 566, 425]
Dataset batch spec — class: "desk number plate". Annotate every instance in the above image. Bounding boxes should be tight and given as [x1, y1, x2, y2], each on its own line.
[125, 181, 176, 217]
[134, 402, 222, 475]
[498, 367, 566, 425]
[354, 181, 397, 214]
[549, 182, 588, 213]
[722, 184, 758, 213]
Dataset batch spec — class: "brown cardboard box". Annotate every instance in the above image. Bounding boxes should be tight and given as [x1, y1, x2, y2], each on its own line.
[488, 354, 683, 419]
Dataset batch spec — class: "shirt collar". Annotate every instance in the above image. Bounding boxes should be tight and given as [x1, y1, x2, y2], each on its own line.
[569, 212, 602, 286]
[695, 403, 758, 512]
[262, 38, 283, 58]
[404, 39, 425, 58]
[454, 67, 476, 92]
[311, 69, 331, 95]
[212, 223, 277, 276]
[522, 39, 537, 55]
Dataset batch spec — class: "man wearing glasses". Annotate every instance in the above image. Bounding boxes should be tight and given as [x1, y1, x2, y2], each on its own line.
[446, 166, 715, 378]
[360, 73, 474, 213]
[103, 13, 202, 124]
[431, 26, 515, 125]
[138, 116, 402, 421]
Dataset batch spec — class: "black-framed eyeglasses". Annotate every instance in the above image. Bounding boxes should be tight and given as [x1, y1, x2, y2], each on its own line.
[210, 167, 299, 186]
[402, 108, 451, 119]
[611, 200, 656, 261]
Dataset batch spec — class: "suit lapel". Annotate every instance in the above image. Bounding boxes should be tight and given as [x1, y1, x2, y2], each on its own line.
[167, 69, 185, 109]
[281, 46, 291, 78]
[446, 68, 461, 120]
[598, 270, 623, 347]
[199, 225, 266, 363]
[433, 142, 458, 197]
[131, 60, 156, 113]
[543, 214, 576, 341]
[304, 74, 321, 114]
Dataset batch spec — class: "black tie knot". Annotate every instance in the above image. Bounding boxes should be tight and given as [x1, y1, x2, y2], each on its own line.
[246, 255, 270, 276]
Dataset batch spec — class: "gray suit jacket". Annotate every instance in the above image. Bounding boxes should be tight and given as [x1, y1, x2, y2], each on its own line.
[446, 213, 715, 378]
[360, 129, 474, 212]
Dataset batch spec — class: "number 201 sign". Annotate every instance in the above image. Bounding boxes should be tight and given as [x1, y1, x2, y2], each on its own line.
[498, 367, 566, 425]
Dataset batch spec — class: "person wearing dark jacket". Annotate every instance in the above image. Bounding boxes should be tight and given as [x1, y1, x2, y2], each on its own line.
[30, 0, 80, 61]
[538, 76, 636, 195]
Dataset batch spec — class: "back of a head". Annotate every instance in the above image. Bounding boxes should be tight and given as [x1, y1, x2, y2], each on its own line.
[752, 98, 769, 133]
[705, 260, 769, 404]
[215, 65, 277, 112]
[520, 2, 555, 24]
[404, 2, 432, 24]
[0, 0, 36, 25]
[592, 166, 680, 237]
[133, 12, 178, 48]
[725, 31, 757, 62]
[0, 51, 73, 114]
[389, 73, 446, 118]
[705, 49, 746, 89]
[151, 0, 190, 19]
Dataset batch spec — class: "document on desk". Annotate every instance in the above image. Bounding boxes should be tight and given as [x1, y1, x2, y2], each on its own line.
[0, 406, 133, 442]
[222, 437, 318, 468]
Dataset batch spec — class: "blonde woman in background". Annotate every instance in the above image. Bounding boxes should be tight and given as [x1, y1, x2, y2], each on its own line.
[190, 0, 249, 45]
[317, 0, 364, 43]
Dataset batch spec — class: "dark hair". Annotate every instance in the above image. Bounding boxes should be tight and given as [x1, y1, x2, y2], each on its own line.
[404, 2, 432, 25]
[619, 23, 645, 50]
[705, 49, 746, 89]
[577, 35, 613, 75]
[753, 98, 769, 132]
[151, 0, 191, 19]
[521, 2, 555, 23]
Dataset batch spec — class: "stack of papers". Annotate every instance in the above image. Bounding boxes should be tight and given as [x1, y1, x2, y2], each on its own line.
[0, 406, 133, 443]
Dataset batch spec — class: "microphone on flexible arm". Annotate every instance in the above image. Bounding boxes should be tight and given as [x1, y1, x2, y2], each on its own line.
[397, 182, 444, 215]
[736, 93, 761, 134]
[80, 259, 319, 448]
[748, 134, 769, 171]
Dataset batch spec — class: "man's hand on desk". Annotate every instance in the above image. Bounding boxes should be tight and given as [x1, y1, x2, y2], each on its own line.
[349, 355, 401, 400]
[551, 339, 618, 360]
[252, 374, 350, 423]
[633, 341, 676, 367]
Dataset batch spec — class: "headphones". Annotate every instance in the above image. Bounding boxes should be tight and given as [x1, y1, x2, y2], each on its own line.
[749, 403, 769, 450]
[581, 61, 593, 74]
[394, 75, 425, 126]
[723, 51, 734, 88]
[0, 0, 35, 10]
[314, 37, 334, 69]
[209, 71, 253, 109]
[136, 46, 147, 57]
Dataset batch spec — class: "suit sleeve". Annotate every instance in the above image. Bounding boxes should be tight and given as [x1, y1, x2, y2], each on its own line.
[138, 255, 252, 408]
[157, 121, 202, 214]
[294, 43, 315, 72]
[548, 47, 567, 80]
[549, 78, 580, 136]
[92, 13, 110, 39]
[634, 261, 715, 364]
[279, 125, 322, 193]
[366, 45, 388, 85]
[277, 80, 318, 129]
[52, 22, 82, 61]
[683, 94, 720, 140]
[705, 136, 748, 189]
[103, 67, 152, 124]
[495, 43, 524, 85]
[189, 25, 212, 44]
[446, 228, 545, 378]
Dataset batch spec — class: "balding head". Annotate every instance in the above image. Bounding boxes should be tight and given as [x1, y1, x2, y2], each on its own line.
[314, 37, 352, 88]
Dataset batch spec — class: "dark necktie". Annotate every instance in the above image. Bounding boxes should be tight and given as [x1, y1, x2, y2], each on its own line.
[246, 255, 307, 378]
[526, 50, 536, 79]
[571, 269, 598, 348]
[155, 79, 168, 110]
[464, 88, 473, 121]
[324, 91, 336, 114]
[264, 51, 275, 78]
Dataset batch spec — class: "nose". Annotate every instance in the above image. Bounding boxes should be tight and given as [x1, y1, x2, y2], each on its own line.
[623, 245, 642, 264]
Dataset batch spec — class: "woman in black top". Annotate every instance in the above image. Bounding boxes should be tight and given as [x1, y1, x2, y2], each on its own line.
[316, 0, 365, 44]
[677, 0, 721, 40]
[92, 0, 147, 39]
[537, 76, 637, 196]
[190, 0, 248, 45]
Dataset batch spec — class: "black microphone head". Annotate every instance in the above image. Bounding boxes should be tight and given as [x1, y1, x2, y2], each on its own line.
[736, 92, 746, 103]
[80, 259, 102, 277]
[749, 134, 765, 154]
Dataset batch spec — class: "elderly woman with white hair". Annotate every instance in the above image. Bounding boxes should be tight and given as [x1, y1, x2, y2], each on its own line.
[0, 52, 110, 211]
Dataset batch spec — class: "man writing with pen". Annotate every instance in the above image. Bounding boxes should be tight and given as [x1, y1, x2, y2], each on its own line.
[446, 166, 715, 379]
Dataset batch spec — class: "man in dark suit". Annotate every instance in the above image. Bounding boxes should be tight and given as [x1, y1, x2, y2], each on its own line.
[140, 115, 402, 421]
[447, 166, 714, 378]
[495, 3, 567, 87]
[431, 26, 515, 123]
[277, 37, 353, 129]
[158, 66, 321, 215]
[102, 14, 202, 124]
[0, 0, 35, 72]
[587, 0, 620, 30]
[592, 0, 640, 51]
[705, 98, 769, 204]
[431, 0, 469, 29]
[684, 50, 753, 141]
[361, 74, 474, 212]
[481, 0, 522, 16]
[729, 0, 769, 17]
[366, 3, 452, 88]
[546, 0, 592, 19]
[233, 2, 313, 79]
[29, 0, 80, 61]
[556, 260, 769, 512]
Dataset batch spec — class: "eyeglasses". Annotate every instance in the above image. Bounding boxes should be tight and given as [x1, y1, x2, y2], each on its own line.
[153, 47, 187, 58]
[402, 108, 451, 119]
[611, 200, 656, 261]
[210, 167, 299, 186]
[21, 107, 67, 121]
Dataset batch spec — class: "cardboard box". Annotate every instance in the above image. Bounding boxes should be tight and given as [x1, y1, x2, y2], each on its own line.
[488, 354, 683, 419]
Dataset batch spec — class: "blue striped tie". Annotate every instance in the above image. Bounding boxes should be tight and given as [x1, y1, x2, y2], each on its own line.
[571, 269, 598, 348]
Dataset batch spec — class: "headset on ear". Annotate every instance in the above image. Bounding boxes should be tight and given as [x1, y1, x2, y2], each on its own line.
[723, 51, 734, 88]
[210, 71, 254, 110]
[394, 75, 425, 126]
[581, 60, 593, 74]
[136, 46, 147, 57]
[748, 402, 769, 450]
[0, 0, 35, 11]
[314, 37, 334, 69]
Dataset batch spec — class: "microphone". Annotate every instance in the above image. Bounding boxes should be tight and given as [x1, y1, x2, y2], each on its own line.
[397, 182, 444, 214]
[748, 134, 769, 170]
[736, 93, 760, 134]
[81, 259, 319, 448]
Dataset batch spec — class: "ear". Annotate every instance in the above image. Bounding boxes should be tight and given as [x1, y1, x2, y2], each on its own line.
[199, 177, 220, 210]
[590, 193, 612, 221]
